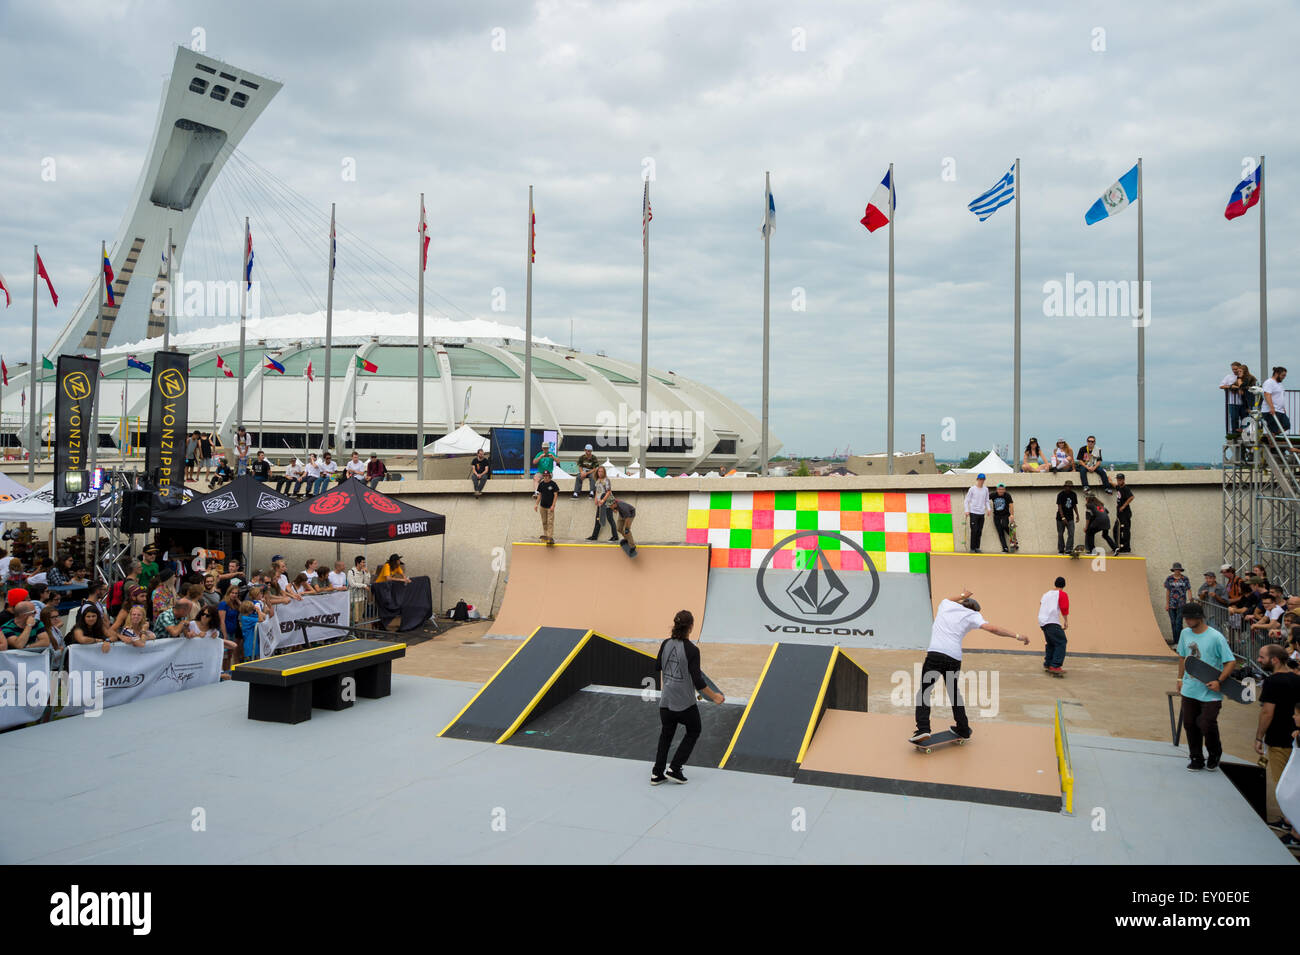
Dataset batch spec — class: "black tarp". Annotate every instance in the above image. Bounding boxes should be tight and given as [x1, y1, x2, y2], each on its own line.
[249, 477, 446, 544]
[153, 474, 294, 531]
[373, 575, 434, 632]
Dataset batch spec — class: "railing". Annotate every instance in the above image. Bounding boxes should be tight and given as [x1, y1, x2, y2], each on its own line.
[1223, 388, 1300, 435]
[1053, 701, 1074, 816]
[1199, 599, 1275, 663]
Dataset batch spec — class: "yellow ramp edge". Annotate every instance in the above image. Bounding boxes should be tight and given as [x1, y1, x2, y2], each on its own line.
[437, 625, 543, 738]
[495, 630, 596, 744]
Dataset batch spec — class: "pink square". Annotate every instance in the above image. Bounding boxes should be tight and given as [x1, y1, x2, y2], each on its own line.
[728, 549, 752, 568]
[839, 551, 864, 571]
[928, 493, 952, 514]
[685, 528, 708, 544]
[796, 536, 817, 549]
[908, 532, 931, 551]
[752, 509, 774, 530]
[862, 512, 885, 532]
[772, 550, 795, 570]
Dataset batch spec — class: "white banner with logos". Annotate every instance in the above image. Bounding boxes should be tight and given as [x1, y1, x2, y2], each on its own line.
[258, 590, 351, 657]
[0, 649, 52, 729]
[62, 637, 223, 717]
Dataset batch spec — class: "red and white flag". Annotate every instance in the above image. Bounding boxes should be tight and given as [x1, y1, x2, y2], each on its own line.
[215, 355, 235, 378]
[860, 168, 895, 233]
[0, 270, 10, 307]
[419, 199, 430, 271]
[36, 253, 58, 306]
[642, 180, 653, 250]
[1, 358, 7, 387]
[306, 361, 315, 383]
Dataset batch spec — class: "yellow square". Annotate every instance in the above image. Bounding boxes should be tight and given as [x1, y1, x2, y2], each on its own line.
[907, 513, 931, 533]
[931, 533, 955, 553]
[795, 491, 819, 510]
[686, 509, 710, 529]
[730, 509, 753, 529]
[861, 492, 885, 511]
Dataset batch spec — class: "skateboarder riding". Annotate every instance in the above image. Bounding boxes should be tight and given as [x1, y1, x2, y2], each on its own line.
[651, 609, 725, 785]
[604, 492, 637, 555]
[911, 589, 1029, 743]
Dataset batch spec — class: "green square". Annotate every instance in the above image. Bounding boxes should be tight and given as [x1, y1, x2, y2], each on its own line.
[709, 492, 731, 510]
[862, 531, 886, 551]
[839, 491, 862, 511]
[929, 513, 953, 534]
[775, 491, 797, 510]
[795, 510, 819, 530]
[909, 552, 930, 574]
[794, 550, 817, 570]
[817, 534, 841, 550]
[728, 528, 751, 550]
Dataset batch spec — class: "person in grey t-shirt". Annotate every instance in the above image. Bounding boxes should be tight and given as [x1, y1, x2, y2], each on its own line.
[651, 609, 725, 785]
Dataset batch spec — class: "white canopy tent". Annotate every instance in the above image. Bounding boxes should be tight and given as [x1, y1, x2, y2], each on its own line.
[947, 450, 1015, 475]
[431, 424, 489, 455]
[0, 481, 54, 523]
[0, 472, 32, 502]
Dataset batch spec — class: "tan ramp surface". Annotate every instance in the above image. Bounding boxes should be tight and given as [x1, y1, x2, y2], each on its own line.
[929, 553, 1174, 658]
[489, 542, 710, 642]
[795, 710, 1062, 811]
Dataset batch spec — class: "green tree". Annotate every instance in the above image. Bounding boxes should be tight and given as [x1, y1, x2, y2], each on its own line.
[955, 450, 984, 470]
[795, 460, 811, 477]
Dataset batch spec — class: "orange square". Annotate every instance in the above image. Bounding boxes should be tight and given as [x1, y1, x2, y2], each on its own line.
[753, 491, 776, 511]
[884, 493, 907, 512]
[819, 550, 842, 570]
[710, 549, 729, 568]
[818, 491, 839, 511]
[750, 528, 775, 551]
[840, 511, 863, 531]
[708, 509, 733, 529]
[885, 532, 909, 552]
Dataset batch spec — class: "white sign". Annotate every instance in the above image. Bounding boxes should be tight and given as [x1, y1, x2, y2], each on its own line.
[258, 590, 351, 656]
[0, 649, 52, 729]
[62, 637, 222, 716]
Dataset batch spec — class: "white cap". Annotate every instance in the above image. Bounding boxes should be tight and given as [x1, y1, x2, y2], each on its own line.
[585, 444, 593, 450]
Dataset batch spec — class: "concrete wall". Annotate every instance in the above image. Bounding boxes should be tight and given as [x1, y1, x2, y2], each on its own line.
[244, 470, 1222, 637]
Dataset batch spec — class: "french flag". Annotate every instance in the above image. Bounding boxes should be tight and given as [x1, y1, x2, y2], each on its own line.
[1224, 160, 1263, 221]
[860, 169, 895, 233]
[264, 354, 285, 374]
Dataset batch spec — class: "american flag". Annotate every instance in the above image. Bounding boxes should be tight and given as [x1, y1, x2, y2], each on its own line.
[642, 179, 652, 251]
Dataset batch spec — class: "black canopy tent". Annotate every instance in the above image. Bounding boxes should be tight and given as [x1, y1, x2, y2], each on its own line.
[249, 477, 448, 608]
[152, 475, 296, 575]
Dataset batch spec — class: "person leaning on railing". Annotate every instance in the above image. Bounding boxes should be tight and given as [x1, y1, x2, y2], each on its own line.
[1261, 366, 1291, 435]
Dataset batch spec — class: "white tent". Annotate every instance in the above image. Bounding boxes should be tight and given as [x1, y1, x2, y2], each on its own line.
[947, 449, 1015, 475]
[601, 459, 627, 479]
[0, 481, 55, 523]
[431, 424, 489, 454]
[0, 472, 32, 502]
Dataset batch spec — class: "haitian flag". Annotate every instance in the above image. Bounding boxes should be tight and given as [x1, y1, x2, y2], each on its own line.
[103, 254, 116, 307]
[1224, 159, 1263, 221]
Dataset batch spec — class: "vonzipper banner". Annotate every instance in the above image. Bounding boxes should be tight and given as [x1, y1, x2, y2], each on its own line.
[61, 637, 222, 716]
[54, 355, 99, 506]
[146, 350, 190, 504]
[257, 590, 351, 656]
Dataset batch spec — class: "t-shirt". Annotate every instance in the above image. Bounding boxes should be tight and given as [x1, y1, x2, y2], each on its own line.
[656, 638, 706, 712]
[346, 459, 366, 478]
[367, 459, 387, 479]
[327, 571, 347, 589]
[1197, 582, 1227, 603]
[152, 608, 179, 640]
[219, 600, 238, 637]
[611, 500, 636, 519]
[305, 461, 321, 478]
[1262, 377, 1285, 414]
[1056, 489, 1078, 520]
[537, 480, 560, 508]
[319, 460, 338, 476]
[185, 437, 199, 459]
[1080, 444, 1103, 467]
[1164, 575, 1191, 609]
[1176, 626, 1235, 702]
[374, 563, 404, 583]
[964, 485, 989, 515]
[470, 457, 491, 476]
[1221, 372, 1241, 406]
[26, 571, 48, 586]
[535, 452, 556, 474]
[1115, 485, 1134, 513]
[1260, 671, 1300, 747]
[1038, 589, 1068, 627]
[989, 491, 1013, 515]
[577, 453, 598, 473]
[239, 613, 259, 658]
[927, 598, 986, 662]
[251, 459, 271, 479]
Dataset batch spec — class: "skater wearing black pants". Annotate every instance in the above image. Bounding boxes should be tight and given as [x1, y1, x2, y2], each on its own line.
[586, 466, 619, 541]
[1114, 473, 1134, 553]
[651, 610, 724, 784]
[963, 474, 990, 553]
[1083, 494, 1117, 554]
[910, 589, 1028, 743]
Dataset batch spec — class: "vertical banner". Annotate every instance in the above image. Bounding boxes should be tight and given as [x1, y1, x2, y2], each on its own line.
[146, 350, 190, 503]
[54, 355, 99, 506]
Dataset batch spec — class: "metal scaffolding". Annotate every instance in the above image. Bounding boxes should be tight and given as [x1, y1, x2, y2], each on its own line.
[1222, 407, 1300, 594]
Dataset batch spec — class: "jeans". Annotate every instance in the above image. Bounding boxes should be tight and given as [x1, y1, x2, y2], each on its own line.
[574, 472, 596, 495]
[591, 505, 618, 539]
[914, 650, 967, 734]
[1115, 510, 1132, 551]
[1167, 606, 1184, 640]
[1056, 517, 1076, 553]
[653, 704, 702, 775]
[1041, 624, 1067, 668]
[1180, 696, 1223, 763]
[472, 472, 489, 493]
[367, 475, 384, 489]
[992, 513, 1011, 551]
[292, 478, 312, 495]
[1076, 463, 1112, 490]
[237, 458, 248, 476]
[1227, 402, 1242, 433]
[312, 476, 331, 495]
[968, 513, 985, 551]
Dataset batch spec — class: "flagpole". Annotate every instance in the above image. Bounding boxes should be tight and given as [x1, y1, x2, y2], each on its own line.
[212, 359, 218, 435]
[524, 185, 533, 480]
[27, 246, 38, 481]
[323, 203, 335, 455]
[238, 217, 249, 433]
[1259, 154, 1267, 374]
[417, 192, 426, 479]
[1136, 157, 1145, 471]
[259, 368, 265, 452]
[91, 240, 106, 473]
[164, 227, 173, 352]
[761, 171, 771, 477]
[305, 375, 310, 458]
[1013, 157, 1021, 468]
[886, 163, 895, 475]
[640, 179, 650, 474]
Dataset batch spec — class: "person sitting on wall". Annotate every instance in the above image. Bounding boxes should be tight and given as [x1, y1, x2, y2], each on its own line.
[470, 449, 492, 498]
[366, 452, 388, 489]
[574, 444, 599, 497]
[250, 450, 272, 483]
[345, 451, 367, 483]
[313, 452, 338, 495]
[208, 455, 234, 489]
[276, 458, 305, 494]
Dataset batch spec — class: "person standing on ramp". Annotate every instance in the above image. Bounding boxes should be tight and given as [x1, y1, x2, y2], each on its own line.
[911, 589, 1028, 743]
[1039, 576, 1070, 675]
[651, 609, 725, 784]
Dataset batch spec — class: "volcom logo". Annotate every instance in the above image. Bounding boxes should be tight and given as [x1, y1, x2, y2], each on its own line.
[202, 491, 239, 514]
[755, 531, 880, 626]
[256, 492, 290, 511]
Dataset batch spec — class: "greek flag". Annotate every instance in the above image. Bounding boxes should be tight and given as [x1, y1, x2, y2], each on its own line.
[968, 165, 1016, 222]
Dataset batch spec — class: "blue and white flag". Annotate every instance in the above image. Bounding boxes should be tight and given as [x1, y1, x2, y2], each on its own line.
[1085, 164, 1139, 225]
[968, 165, 1016, 222]
[760, 182, 775, 238]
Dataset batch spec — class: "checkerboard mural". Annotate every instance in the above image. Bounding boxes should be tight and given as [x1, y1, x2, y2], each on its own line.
[685, 491, 955, 573]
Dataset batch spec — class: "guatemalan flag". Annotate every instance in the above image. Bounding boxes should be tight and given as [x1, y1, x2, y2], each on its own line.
[264, 354, 285, 374]
[1085, 164, 1139, 225]
[860, 169, 894, 233]
[103, 254, 116, 306]
[1224, 159, 1263, 220]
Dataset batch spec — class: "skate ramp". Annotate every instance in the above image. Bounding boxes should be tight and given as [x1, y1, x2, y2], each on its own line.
[928, 553, 1175, 658]
[489, 543, 710, 642]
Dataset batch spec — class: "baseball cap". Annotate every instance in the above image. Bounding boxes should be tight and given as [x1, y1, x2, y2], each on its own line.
[977, 473, 986, 480]
[1116, 472, 1126, 480]
[997, 482, 1005, 488]
[387, 553, 402, 563]
[1204, 570, 1216, 577]
[585, 443, 593, 450]
[1221, 563, 1234, 572]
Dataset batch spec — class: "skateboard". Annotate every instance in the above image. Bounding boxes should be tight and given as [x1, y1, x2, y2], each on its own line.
[1068, 545, 1086, 560]
[619, 538, 638, 558]
[910, 730, 969, 753]
[1182, 654, 1256, 704]
[696, 671, 722, 702]
[1008, 520, 1020, 552]
[962, 515, 969, 551]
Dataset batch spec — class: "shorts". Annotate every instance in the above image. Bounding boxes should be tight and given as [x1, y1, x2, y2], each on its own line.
[185, 458, 195, 466]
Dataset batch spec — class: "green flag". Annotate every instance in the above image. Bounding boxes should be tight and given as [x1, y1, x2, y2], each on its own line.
[42, 356, 54, 370]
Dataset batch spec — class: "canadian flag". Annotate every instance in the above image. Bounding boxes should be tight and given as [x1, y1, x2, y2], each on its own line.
[216, 355, 235, 378]
[306, 361, 315, 383]
[0, 270, 10, 307]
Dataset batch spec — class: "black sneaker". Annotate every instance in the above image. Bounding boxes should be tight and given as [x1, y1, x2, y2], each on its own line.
[665, 768, 688, 784]
[1267, 819, 1290, 833]
[950, 724, 973, 740]
[1206, 755, 1221, 772]
[1187, 758, 1205, 771]
[650, 773, 666, 786]
[585, 535, 598, 541]
[608, 535, 619, 542]
[909, 729, 931, 743]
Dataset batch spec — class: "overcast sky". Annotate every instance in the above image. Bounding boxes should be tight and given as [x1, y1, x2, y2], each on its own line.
[2, 0, 1297, 463]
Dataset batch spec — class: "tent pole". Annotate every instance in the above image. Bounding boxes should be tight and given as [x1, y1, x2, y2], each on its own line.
[440, 534, 445, 617]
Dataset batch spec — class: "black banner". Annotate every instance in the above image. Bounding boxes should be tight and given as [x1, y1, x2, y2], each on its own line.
[54, 355, 98, 506]
[146, 350, 190, 505]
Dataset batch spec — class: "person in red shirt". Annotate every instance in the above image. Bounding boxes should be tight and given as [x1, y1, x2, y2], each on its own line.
[1038, 576, 1070, 675]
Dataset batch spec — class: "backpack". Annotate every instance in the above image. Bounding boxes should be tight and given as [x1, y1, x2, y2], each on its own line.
[108, 579, 127, 618]
[451, 599, 470, 622]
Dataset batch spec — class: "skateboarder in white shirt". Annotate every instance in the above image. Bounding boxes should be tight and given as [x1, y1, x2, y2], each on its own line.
[910, 589, 1028, 743]
[963, 474, 990, 553]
